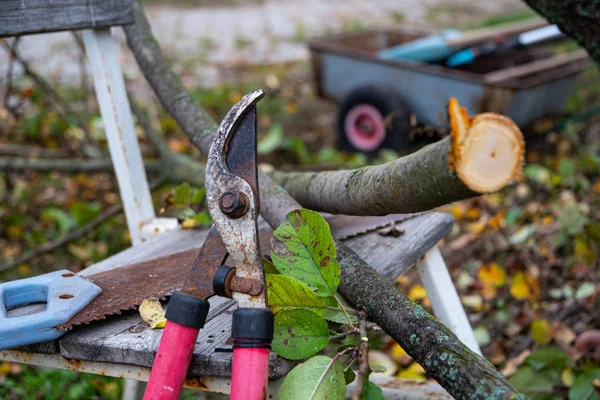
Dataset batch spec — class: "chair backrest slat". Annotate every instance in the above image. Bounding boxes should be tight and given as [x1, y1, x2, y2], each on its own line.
[0, 0, 134, 38]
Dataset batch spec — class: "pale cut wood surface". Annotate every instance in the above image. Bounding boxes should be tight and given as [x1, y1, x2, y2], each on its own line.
[0, 0, 134, 38]
[9, 213, 453, 378]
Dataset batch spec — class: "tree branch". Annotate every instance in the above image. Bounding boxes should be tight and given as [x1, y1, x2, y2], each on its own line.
[270, 101, 524, 216]
[522, 0, 600, 66]
[124, 2, 522, 397]
[0, 143, 70, 158]
[0, 156, 160, 173]
[351, 313, 369, 400]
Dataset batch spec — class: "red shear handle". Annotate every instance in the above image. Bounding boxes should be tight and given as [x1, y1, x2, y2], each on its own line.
[231, 348, 270, 399]
[230, 308, 274, 400]
[144, 321, 200, 400]
[144, 292, 209, 400]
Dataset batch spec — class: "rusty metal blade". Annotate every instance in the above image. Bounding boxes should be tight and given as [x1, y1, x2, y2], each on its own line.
[58, 248, 199, 330]
[180, 226, 228, 299]
[59, 214, 414, 330]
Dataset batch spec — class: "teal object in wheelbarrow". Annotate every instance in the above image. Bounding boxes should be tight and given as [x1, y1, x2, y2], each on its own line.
[0, 270, 102, 350]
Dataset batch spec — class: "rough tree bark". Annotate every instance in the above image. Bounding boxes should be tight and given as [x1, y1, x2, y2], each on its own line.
[123, 2, 522, 398]
[522, 0, 600, 66]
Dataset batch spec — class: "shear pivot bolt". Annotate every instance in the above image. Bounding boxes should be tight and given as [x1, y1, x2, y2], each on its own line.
[219, 191, 248, 218]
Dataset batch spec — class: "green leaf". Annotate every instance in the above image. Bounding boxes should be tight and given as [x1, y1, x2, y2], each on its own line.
[191, 187, 206, 206]
[363, 381, 385, 400]
[509, 365, 556, 400]
[271, 209, 340, 298]
[70, 201, 101, 226]
[510, 224, 537, 245]
[278, 356, 346, 400]
[272, 309, 329, 360]
[322, 308, 358, 325]
[344, 366, 356, 385]
[558, 158, 576, 179]
[575, 283, 596, 299]
[263, 258, 279, 275]
[473, 326, 491, 346]
[173, 183, 192, 206]
[41, 207, 76, 235]
[258, 124, 284, 155]
[568, 368, 600, 400]
[505, 207, 523, 228]
[267, 274, 337, 316]
[526, 347, 574, 372]
[554, 205, 589, 236]
[524, 164, 551, 184]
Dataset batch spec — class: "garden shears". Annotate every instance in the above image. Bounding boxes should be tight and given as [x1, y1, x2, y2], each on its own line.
[144, 90, 273, 400]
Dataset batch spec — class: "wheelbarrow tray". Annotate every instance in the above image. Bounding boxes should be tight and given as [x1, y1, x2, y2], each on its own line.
[308, 29, 589, 128]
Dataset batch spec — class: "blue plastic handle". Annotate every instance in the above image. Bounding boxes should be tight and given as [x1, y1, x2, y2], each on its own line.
[0, 270, 102, 350]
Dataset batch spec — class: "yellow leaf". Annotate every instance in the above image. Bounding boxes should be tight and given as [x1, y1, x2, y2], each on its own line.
[6, 225, 23, 239]
[181, 218, 200, 229]
[467, 220, 486, 234]
[541, 215, 553, 226]
[478, 263, 507, 288]
[510, 271, 539, 301]
[461, 295, 483, 311]
[284, 102, 298, 114]
[480, 284, 497, 301]
[594, 180, 600, 194]
[488, 212, 505, 230]
[139, 298, 166, 329]
[390, 343, 412, 365]
[530, 319, 553, 345]
[408, 285, 428, 301]
[574, 237, 595, 265]
[228, 91, 242, 104]
[465, 208, 481, 220]
[448, 203, 466, 220]
[17, 264, 30, 276]
[561, 368, 575, 388]
[395, 275, 410, 287]
[0, 362, 11, 376]
[397, 362, 426, 382]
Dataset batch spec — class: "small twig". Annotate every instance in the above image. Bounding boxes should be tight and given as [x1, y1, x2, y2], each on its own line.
[335, 293, 357, 329]
[128, 94, 172, 159]
[351, 313, 369, 400]
[0, 156, 161, 173]
[308, 347, 354, 400]
[0, 144, 70, 158]
[0, 203, 122, 272]
[2, 37, 19, 114]
[1, 40, 98, 158]
[329, 328, 359, 341]
[0, 178, 165, 272]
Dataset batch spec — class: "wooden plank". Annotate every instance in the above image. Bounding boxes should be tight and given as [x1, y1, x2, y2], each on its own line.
[484, 49, 588, 83]
[0, 0, 134, 38]
[343, 212, 454, 280]
[59, 296, 294, 380]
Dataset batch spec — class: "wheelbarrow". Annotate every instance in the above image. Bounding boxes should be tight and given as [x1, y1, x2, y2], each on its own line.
[308, 28, 589, 152]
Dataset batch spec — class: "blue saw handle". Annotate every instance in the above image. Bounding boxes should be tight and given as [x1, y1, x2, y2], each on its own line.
[0, 270, 102, 350]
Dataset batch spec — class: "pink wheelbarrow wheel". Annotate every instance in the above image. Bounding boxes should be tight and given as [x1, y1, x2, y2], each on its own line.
[337, 85, 411, 153]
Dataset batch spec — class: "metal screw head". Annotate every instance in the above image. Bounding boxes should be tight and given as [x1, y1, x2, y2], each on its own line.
[219, 191, 249, 218]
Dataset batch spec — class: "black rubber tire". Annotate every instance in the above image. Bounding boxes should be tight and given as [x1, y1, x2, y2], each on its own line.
[337, 85, 411, 153]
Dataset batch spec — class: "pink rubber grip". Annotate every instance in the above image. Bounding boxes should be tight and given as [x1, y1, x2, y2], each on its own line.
[143, 320, 200, 400]
[231, 347, 270, 400]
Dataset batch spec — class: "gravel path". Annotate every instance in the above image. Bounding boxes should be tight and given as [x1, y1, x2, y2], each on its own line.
[0, 0, 526, 87]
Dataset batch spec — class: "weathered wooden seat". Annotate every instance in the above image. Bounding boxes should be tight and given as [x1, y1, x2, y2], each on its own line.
[4, 212, 456, 398]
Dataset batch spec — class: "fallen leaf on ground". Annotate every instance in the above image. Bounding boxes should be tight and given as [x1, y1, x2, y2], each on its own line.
[530, 319, 553, 345]
[510, 271, 540, 301]
[139, 298, 166, 329]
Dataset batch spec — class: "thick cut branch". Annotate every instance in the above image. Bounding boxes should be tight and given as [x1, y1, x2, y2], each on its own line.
[271, 101, 524, 216]
[124, 3, 522, 397]
[522, 0, 600, 66]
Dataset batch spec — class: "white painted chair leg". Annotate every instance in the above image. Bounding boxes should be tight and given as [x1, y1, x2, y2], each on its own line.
[82, 28, 156, 246]
[416, 246, 482, 355]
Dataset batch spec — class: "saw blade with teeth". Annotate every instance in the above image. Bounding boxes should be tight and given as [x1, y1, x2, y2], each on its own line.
[59, 214, 414, 330]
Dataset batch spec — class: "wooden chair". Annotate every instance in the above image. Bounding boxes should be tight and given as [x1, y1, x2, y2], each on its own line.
[0, 1, 479, 398]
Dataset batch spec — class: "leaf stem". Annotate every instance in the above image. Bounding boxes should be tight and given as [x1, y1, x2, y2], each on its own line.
[308, 348, 353, 400]
[335, 294, 357, 329]
[351, 313, 369, 400]
[329, 328, 359, 341]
